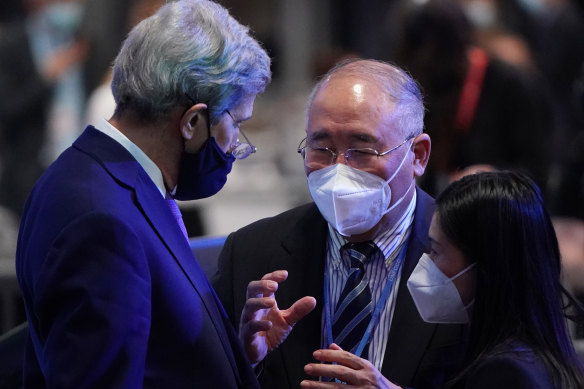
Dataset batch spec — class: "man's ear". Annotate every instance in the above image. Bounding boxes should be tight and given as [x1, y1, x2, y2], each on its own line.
[412, 133, 431, 177]
[180, 103, 208, 140]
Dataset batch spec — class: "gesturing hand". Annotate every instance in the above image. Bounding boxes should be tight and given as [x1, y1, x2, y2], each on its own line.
[300, 344, 402, 389]
[239, 270, 316, 365]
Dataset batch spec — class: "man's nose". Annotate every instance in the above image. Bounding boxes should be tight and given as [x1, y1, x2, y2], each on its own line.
[335, 152, 350, 166]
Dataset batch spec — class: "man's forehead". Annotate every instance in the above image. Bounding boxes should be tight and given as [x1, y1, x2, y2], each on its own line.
[316, 75, 386, 98]
[311, 76, 396, 116]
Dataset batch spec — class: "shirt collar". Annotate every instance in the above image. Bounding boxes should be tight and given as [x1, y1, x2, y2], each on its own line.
[95, 118, 166, 198]
[327, 190, 417, 269]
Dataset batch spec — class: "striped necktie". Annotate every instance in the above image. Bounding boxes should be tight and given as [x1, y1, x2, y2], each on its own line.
[165, 192, 189, 242]
[332, 241, 378, 356]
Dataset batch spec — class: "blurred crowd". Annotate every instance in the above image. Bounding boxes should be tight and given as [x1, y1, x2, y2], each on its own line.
[0, 0, 163, 217]
[1, 0, 583, 283]
[386, 0, 584, 220]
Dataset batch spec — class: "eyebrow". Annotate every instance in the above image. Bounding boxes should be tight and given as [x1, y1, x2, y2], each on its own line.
[308, 130, 380, 144]
[428, 237, 440, 247]
[307, 130, 330, 141]
[227, 110, 251, 123]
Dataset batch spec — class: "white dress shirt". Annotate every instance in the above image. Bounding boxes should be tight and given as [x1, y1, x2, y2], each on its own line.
[322, 190, 417, 370]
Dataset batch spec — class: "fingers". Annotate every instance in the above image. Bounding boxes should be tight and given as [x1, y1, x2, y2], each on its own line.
[261, 269, 288, 282]
[303, 363, 359, 386]
[239, 316, 272, 338]
[244, 270, 316, 328]
[282, 296, 317, 325]
[312, 349, 369, 371]
[241, 270, 291, 330]
[246, 279, 278, 299]
[300, 379, 345, 388]
[246, 270, 288, 299]
[240, 296, 276, 323]
[304, 345, 401, 389]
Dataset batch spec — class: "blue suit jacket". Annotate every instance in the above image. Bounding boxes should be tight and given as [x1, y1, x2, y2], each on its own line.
[451, 339, 554, 389]
[16, 126, 258, 388]
[213, 189, 466, 389]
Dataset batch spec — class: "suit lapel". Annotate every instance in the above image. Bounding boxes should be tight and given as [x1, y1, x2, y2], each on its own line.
[133, 172, 247, 386]
[275, 204, 327, 314]
[74, 126, 247, 386]
[272, 204, 328, 383]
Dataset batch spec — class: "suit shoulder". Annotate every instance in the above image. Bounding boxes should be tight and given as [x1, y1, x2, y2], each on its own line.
[466, 347, 552, 389]
[233, 202, 320, 236]
[416, 187, 435, 209]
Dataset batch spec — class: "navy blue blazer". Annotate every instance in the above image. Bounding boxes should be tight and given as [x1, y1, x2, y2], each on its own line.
[16, 126, 258, 388]
[451, 339, 554, 389]
[213, 189, 467, 389]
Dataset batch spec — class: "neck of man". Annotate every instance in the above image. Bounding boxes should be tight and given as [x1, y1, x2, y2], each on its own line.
[108, 109, 183, 191]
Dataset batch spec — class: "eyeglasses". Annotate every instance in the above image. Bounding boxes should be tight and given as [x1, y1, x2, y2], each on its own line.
[183, 93, 256, 160]
[226, 110, 257, 160]
[297, 135, 415, 169]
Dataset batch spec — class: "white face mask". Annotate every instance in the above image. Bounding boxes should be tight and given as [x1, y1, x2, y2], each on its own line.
[307, 144, 412, 236]
[407, 253, 476, 324]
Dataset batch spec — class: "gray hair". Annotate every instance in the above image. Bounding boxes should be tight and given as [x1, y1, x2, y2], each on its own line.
[111, 0, 271, 122]
[306, 59, 424, 138]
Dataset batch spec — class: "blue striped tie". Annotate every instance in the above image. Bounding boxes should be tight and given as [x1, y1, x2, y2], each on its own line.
[332, 241, 377, 356]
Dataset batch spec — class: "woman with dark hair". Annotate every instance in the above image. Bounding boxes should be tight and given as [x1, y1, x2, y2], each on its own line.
[407, 170, 584, 388]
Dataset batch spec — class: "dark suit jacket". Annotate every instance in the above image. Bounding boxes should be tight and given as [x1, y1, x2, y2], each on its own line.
[451, 340, 554, 389]
[213, 188, 466, 389]
[16, 126, 258, 388]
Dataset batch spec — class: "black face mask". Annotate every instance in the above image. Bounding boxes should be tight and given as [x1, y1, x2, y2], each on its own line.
[173, 136, 235, 200]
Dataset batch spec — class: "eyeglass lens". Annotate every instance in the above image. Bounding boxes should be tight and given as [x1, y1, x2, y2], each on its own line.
[303, 148, 377, 169]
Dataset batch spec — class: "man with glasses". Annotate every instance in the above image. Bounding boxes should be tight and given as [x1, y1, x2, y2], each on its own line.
[16, 1, 270, 387]
[213, 59, 466, 388]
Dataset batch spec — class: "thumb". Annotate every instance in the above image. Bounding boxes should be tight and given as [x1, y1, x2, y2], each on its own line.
[283, 296, 317, 326]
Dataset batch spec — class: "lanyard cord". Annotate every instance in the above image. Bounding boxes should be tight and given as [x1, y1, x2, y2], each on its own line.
[324, 241, 409, 358]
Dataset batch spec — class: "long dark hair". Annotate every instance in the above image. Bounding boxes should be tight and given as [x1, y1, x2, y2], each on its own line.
[436, 171, 584, 388]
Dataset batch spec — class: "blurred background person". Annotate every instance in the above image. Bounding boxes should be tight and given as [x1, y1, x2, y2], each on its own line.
[25, 0, 88, 164]
[0, 0, 51, 221]
[517, 0, 584, 220]
[79, 0, 133, 102]
[452, 0, 584, 219]
[390, 0, 553, 199]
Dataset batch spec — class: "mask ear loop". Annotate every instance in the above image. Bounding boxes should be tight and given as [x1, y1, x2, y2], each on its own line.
[450, 262, 477, 281]
[382, 138, 416, 215]
[450, 262, 477, 309]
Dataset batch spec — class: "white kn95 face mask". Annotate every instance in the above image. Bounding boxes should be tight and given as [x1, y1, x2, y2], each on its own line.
[307, 144, 412, 236]
[407, 253, 476, 324]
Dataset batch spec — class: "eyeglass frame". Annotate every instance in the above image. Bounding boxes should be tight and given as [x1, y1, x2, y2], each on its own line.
[183, 93, 257, 160]
[297, 134, 416, 167]
[225, 110, 257, 160]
